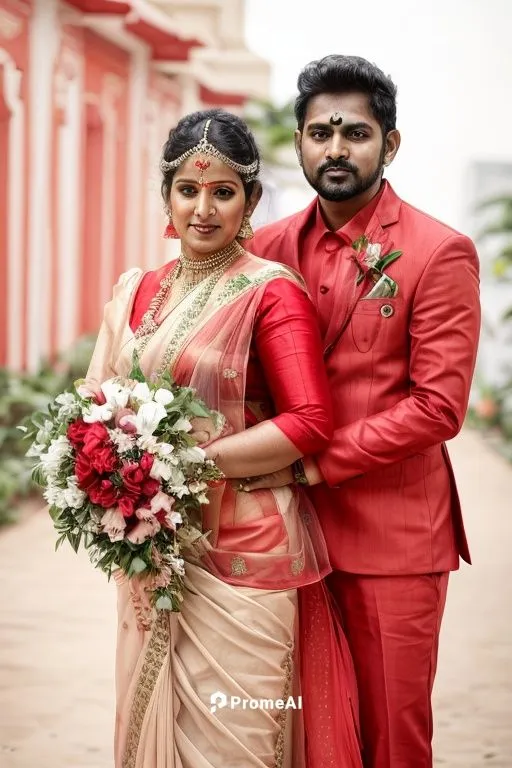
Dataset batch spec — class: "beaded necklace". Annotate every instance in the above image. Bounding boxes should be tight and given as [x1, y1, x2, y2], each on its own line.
[135, 241, 244, 354]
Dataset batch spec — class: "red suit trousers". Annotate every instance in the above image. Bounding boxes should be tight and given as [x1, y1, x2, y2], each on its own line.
[327, 571, 449, 768]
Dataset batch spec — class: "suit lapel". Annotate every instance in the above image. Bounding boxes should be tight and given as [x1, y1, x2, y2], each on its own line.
[323, 184, 402, 357]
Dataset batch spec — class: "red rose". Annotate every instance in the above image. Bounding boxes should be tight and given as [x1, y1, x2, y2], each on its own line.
[89, 479, 118, 509]
[75, 451, 100, 491]
[81, 422, 110, 458]
[91, 445, 118, 474]
[121, 453, 154, 497]
[140, 453, 154, 473]
[141, 478, 160, 498]
[118, 494, 136, 518]
[67, 419, 90, 450]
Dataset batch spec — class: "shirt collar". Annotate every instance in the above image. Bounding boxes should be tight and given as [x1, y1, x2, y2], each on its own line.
[311, 183, 385, 248]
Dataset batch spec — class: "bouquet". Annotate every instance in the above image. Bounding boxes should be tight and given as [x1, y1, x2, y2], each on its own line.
[22, 355, 224, 611]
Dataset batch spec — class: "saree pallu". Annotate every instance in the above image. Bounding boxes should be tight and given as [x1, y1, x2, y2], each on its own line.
[86, 253, 362, 768]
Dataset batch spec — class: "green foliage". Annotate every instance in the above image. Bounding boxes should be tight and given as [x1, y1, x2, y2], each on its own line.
[0, 335, 95, 525]
[244, 98, 296, 166]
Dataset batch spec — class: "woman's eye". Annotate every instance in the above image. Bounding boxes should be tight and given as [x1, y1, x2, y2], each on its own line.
[178, 186, 196, 197]
[214, 187, 235, 199]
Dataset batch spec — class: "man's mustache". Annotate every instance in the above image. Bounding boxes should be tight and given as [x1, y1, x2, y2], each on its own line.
[318, 160, 357, 175]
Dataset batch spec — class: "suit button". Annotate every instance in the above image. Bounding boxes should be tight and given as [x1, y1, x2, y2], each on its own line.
[380, 304, 394, 318]
[319, 285, 329, 294]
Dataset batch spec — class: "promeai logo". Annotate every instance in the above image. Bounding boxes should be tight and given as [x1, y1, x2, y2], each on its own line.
[210, 691, 228, 713]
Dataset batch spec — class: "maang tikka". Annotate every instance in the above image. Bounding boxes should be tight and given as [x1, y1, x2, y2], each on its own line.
[160, 119, 259, 181]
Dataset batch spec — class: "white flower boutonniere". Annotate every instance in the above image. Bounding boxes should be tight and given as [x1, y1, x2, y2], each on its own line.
[352, 235, 403, 298]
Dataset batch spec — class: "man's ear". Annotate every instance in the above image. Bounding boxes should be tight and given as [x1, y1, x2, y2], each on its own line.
[294, 130, 303, 167]
[383, 129, 401, 166]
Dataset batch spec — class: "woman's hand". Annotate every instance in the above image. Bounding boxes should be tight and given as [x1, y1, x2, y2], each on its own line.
[189, 417, 225, 446]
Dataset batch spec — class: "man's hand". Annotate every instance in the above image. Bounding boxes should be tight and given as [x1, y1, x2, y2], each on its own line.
[240, 466, 294, 492]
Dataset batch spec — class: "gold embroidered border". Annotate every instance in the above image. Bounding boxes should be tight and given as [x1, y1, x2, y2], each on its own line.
[274, 644, 293, 768]
[122, 612, 170, 768]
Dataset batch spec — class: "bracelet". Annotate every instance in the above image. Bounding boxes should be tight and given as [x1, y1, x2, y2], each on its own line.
[292, 459, 308, 486]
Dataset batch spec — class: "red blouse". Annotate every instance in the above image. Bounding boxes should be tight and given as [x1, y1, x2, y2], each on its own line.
[130, 266, 333, 456]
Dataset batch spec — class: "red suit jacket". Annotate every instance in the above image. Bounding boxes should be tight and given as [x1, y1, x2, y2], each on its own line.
[251, 182, 481, 575]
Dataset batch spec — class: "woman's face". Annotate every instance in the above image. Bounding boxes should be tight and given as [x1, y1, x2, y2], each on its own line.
[169, 155, 257, 258]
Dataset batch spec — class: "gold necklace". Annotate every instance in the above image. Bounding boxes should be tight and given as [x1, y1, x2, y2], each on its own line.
[135, 241, 244, 347]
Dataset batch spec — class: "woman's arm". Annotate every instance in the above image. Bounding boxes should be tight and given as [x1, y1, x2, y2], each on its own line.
[204, 279, 333, 478]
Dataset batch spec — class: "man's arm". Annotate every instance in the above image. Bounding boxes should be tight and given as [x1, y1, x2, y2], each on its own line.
[318, 233, 481, 487]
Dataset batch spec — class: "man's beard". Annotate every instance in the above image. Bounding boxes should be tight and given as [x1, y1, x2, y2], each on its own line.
[302, 150, 385, 202]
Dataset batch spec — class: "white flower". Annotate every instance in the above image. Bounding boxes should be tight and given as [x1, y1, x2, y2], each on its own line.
[180, 446, 206, 464]
[36, 419, 54, 446]
[83, 402, 114, 423]
[188, 480, 207, 494]
[133, 402, 167, 435]
[26, 442, 45, 458]
[364, 242, 382, 267]
[157, 443, 174, 457]
[40, 436, 72, 475]
[131, 382, 152, 403]
[154, 388, 174, 406]
[164, 510, 182, 529]
[150, 458, 173, 482]
[43, 483, 67, 510]
[101, 379, 131, 409]
[173, 417, 193, 433]
[197, 493, 210, 505]
[137, 435, 159, 453]
[109, 428, 136, 454]
[63, 476, 86, 509]
[55, 392, 80, 421]
[100, 508, 127, 543]
[168, 554, 185, 576]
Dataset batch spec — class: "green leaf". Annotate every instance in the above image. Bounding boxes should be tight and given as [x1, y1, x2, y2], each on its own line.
[378, 250, 403, 271]
[128, 350, 146, 383]
[187, 400, 211, 418]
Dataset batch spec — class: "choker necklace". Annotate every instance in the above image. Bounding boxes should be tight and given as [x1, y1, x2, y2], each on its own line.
[135, 240, 244, 344]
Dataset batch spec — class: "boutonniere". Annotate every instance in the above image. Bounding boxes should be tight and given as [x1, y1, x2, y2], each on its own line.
[352, 235, 403, 298]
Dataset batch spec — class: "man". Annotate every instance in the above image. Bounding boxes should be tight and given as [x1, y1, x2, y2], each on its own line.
[248, 55, 480, 767]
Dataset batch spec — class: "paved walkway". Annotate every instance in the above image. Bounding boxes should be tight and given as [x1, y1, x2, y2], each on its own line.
[0, 429, 510, 767]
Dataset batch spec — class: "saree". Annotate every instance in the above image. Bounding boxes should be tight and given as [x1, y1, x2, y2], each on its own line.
[86, 251, 362, 768]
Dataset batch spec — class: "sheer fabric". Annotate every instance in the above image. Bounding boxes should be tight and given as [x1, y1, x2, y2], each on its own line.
[87, 251, 362, 767]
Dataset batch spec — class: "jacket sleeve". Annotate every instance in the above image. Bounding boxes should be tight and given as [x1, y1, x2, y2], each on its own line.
[317, 233, 481, 487]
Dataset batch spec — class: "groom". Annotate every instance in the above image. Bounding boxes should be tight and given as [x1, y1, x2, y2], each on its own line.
[248, 55, 480, 767]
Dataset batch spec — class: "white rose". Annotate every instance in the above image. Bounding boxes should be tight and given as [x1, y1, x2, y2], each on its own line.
[40, 436, 72, 475]
[173, 417, 193, 433]
[364, 242, 382, 267]
[134, 402, 167, 435]
[83, 402, 114, 423]
[131, 382, 152, 403]
[100, 379, 131, 409]
[153, 388, 174, 406]
[150, 458, 172, 482]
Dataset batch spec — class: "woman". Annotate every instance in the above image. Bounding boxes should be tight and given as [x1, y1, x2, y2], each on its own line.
[86, 109, 362, 768]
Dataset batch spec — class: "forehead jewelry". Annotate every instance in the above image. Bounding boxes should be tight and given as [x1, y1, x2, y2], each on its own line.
[329, 112, 343, 126]
[160, 119, 259, 180]
[195, 158, 211, 187]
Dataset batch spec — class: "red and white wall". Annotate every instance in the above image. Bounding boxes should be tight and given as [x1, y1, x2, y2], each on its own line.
[0, 0, 269, 371]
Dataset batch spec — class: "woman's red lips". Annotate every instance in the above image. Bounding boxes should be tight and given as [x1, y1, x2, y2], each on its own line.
[190, 224, 218, 234]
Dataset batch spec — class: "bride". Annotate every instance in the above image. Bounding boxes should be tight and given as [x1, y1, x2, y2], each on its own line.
[86, 108, 362, 768]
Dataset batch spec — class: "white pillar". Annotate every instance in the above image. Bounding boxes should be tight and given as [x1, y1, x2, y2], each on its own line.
[125, 45, 150, 270]
[27, 0, 59, 371]
[0, 52, 24, 370]
[55, 53, 83, 353]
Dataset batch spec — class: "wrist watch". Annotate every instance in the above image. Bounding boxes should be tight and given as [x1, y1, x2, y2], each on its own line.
[292, 459, 308, 486]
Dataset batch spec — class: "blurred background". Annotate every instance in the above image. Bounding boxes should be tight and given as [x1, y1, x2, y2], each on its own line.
[0, 1, 511, 766]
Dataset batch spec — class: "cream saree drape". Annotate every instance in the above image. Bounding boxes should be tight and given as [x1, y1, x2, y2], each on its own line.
[86, 257, 320, 768]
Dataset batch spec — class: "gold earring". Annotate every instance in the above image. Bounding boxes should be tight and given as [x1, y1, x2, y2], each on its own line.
[237, 215, 254, 241]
